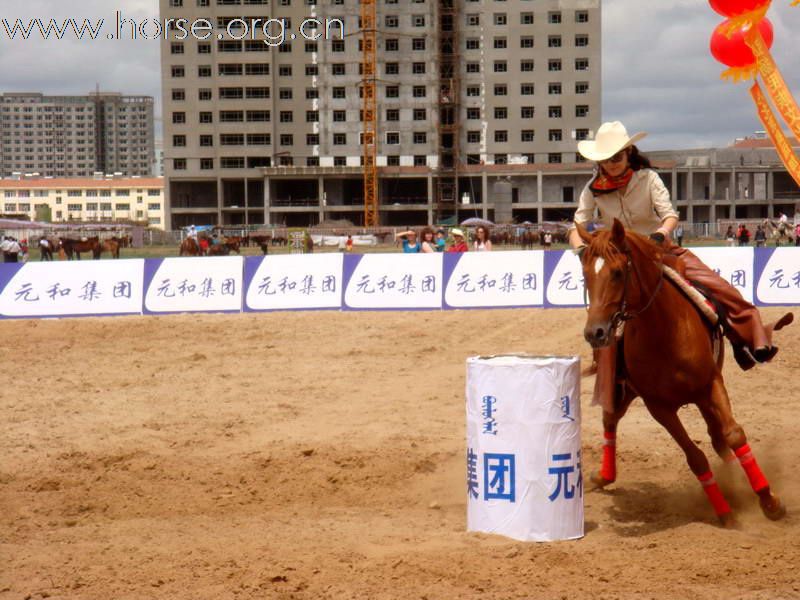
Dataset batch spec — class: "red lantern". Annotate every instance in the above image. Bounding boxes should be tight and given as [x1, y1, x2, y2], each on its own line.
[709, 0, 771, 17]
[710, 17, 773, 70]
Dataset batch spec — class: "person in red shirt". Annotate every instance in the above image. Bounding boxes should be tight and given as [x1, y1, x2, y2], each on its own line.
[447, 228, 468, 252]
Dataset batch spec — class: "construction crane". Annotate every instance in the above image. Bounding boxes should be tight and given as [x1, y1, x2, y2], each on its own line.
[361, 0, 379, 227]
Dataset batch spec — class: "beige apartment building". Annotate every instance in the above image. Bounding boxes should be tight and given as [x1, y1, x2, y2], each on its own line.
[0, 176, 166, 230]
[0, 92, 156, 179]
[160, 0, 602, 229]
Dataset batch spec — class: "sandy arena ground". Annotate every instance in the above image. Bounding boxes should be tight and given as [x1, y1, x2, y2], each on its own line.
[1, 307, 799, 599]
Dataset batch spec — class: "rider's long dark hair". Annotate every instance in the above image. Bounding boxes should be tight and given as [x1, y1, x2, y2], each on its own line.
[628, 145, 652, 171]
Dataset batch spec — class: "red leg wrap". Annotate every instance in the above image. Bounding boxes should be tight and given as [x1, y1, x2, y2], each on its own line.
[698, 471, 731, 516]
[600, 431, 616, 482]
[734, 444, 769, 492]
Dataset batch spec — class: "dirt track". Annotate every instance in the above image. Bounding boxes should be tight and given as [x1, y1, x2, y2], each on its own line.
[1, 307, 799, 599]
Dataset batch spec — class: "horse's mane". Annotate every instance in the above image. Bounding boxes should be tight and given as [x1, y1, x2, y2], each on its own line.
[585, 228, 663, 267]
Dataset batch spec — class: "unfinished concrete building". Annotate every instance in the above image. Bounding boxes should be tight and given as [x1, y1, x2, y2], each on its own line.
[0, 92, 155, 178]
[160, 0, 601, 229]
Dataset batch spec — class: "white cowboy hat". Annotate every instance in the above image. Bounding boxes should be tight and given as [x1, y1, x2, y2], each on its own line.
[577, 121, 648, 162]
[451, 228, 465, 238]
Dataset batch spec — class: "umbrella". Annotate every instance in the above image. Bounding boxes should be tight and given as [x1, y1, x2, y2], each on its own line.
[460, 217, 494, 227]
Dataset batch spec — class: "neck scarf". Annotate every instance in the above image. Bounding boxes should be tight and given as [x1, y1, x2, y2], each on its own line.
[589, 167, 634, 195]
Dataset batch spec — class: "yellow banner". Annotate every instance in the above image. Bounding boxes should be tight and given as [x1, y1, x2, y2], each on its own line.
[750, 82, 800, 187]
[746, 27, 800, 141]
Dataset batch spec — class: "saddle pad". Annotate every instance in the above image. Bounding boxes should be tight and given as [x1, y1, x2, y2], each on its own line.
[662, 264, 719, 326]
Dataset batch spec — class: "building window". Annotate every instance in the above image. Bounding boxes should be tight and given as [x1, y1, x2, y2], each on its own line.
[576, 11, 589, 23]
[521, 106, 534, 118]
[200, 158, 214, 170]
[548, 12, 562, 24]
[548, 153, 562, 164]
[413, 108, 426, 120]
[575, 58, 589, 71]
[173, 159, 186, 170]
[548, 59, 562, 72]
[520, 36, 533, 48]
[520, 60, 534, 72]
[494, 130, 508, 143]
[333, 133, 347, 145]
[548, 36, 561, 48]
[467, 131, 480, 143]
[493, 61, 507, 73]
[466, 108, 481, 119]
[520, 12, 533, 25]
[576, 105, 589, 117]
[548, 83, 562, 95]
[575, 34, 589, 47]
[520, 83, 534, 95]
[280, 134, 294, 146]
[575, 129, 590, 141]
[549, 106, 562, 118]
[386, 109, 400, 121]
[386, 132, 400, 144]
[575, 82, 589, 94]
[548, 130, 562, 142]
[494, 107, 507, 119]
[413, 132, 427, 144]
[521, 130, 534, 142]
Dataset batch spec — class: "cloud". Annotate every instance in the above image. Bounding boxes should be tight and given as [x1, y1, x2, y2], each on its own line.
[603, 0, 800, 149]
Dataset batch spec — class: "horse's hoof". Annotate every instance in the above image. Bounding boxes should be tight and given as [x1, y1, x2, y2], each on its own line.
[718, 512, 741, 530]
[589, 471, 615, 490]
[760, 494, 786, 521]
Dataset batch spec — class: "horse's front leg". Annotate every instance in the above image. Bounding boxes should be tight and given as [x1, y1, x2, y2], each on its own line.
[591, 384, 636, 489]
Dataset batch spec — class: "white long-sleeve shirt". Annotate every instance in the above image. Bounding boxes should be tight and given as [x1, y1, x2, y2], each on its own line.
[572, 169, 678, 236]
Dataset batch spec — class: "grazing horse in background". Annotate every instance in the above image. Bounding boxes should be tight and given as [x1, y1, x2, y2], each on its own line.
[60, 237, 101, 260]
[250, 234, 271, 255]
[206, 239, 241, 256]
[99, 238, 121, 259]
[179, 237, 201, 256]
[576, 218, 790, 527]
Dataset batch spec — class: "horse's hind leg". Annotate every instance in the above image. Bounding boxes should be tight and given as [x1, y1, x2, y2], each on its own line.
[709, 376, 785, 520]
[591, 385, 636, 489]
[643, 400, 736, 528]
[697, 404, 735, 464]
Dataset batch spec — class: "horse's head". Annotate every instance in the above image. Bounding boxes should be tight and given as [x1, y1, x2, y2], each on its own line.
[576, 219, 663, 348]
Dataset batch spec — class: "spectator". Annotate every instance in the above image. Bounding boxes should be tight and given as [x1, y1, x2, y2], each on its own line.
[725, 225, 736, 247]
[737, 224, 750, 246]
[3, 237, 21, 263]
[795, 222, 800, 247]
[675, 224, 684, 247]
[19, 239, 28, 262]
[396, 230, 421, 253]
[754, 225, 767, 247]
[473, 225, 493, 251]
[345, 235, 353, 252]
[338, 235, 347, 253]
[542, 231, 553, 250]
[435, 229, 447, 252]
[447, 228, 468, 253]
[420, 227, 437, 253]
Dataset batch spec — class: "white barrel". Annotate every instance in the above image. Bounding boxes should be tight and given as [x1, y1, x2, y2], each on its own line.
[466, 354, 583, 542]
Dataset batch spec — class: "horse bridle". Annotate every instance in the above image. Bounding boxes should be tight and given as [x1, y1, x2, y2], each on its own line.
[583, 243, 666, 332]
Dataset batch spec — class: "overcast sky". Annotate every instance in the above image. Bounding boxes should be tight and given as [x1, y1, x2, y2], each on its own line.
[1, 0, 798, 151]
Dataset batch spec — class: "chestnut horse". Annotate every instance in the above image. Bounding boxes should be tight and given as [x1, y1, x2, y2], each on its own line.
[60, 237, 101, 260]
[179, 237, 202, 257]
[576, 219, 789, 527]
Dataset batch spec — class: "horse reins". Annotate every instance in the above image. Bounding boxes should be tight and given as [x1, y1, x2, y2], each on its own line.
[582, 243, 666, 331]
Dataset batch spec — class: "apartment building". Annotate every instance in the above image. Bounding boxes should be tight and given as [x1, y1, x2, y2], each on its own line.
[0, 176, 166, 230]
[0, 92, 156, 178]
[160, 0, 602, 229]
